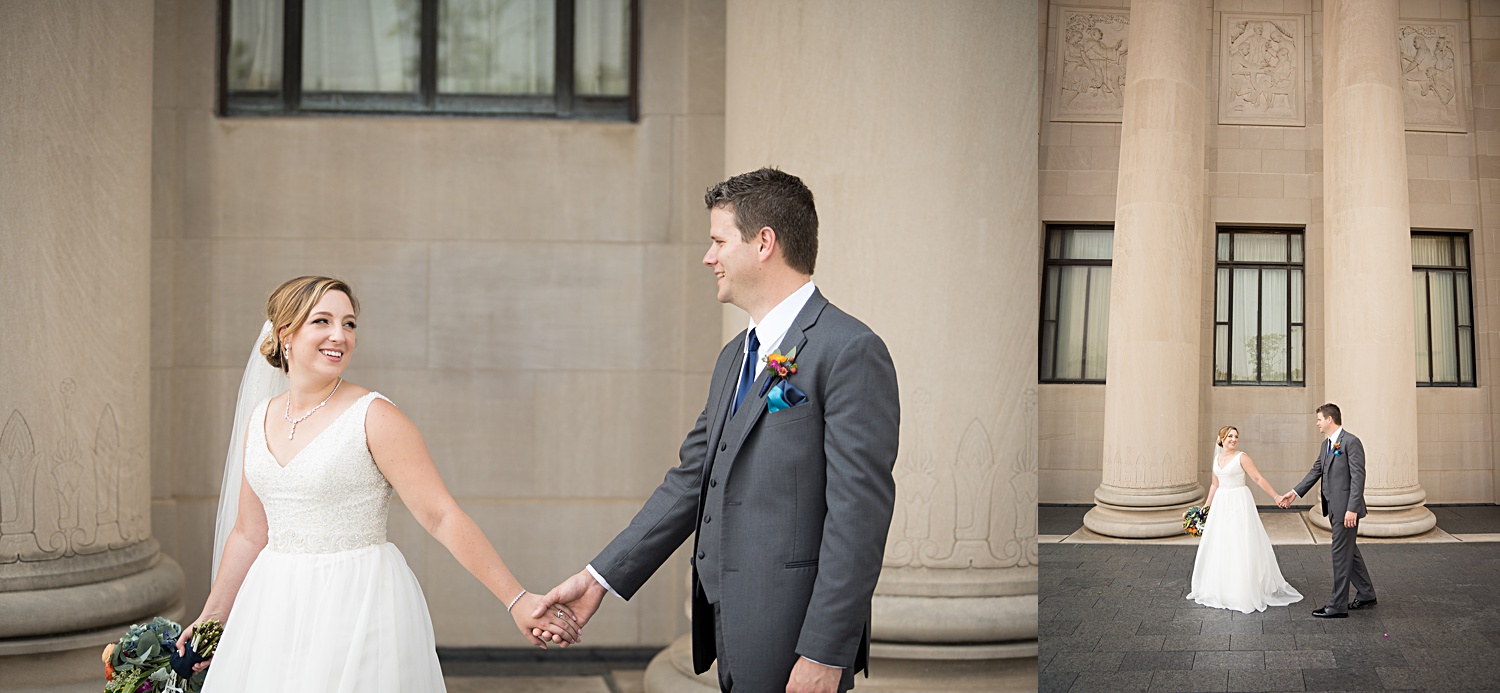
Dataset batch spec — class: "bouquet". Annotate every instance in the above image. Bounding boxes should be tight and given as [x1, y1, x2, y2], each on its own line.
[1182, 505, 1209, 536]
[102, 617, 221, 693]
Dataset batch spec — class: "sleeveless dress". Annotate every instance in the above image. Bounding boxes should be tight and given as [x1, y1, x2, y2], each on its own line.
[204, 392, 446, 692]
[1185, 451, 1303, 613]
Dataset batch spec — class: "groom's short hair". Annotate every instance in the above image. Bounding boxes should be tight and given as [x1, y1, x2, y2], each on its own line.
[1316, 403, 1342, 425]
[705, 168, 818, 275]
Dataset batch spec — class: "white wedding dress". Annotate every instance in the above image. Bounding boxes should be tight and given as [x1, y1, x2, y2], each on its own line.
[1185, 451, 1303, 613]
[204, 392, 445, 692]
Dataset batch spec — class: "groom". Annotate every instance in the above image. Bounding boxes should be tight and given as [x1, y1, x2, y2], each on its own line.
[535, 168, 900, 692]
[1277, 403, 1377, 618]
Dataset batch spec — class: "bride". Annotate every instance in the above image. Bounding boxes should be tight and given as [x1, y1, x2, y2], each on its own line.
[1186, 425, 1303, 613]
[176, 276, 580, 691]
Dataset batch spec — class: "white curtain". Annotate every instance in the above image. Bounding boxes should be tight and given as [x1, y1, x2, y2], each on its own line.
[440, 0, 554, 94]
[1259, 269, 1289, 381]
[1232, 233, 1287, 262]
[1058, 228, 1113, 260]
[1412, 236, 1454, 266]
[304, 0, 421, 92]
[1430, 271, 1459, 382]
[1414, 272, 1431, 382]
[575, 0, 630, 95]
[229, 0, 283, 90]
[1083, 267, 1110, 380]
[1230, 269, 1260, 381]
[1053, 267, 1089, 380]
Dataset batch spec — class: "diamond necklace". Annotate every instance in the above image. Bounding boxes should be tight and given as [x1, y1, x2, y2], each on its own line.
[284, 377, 342, 440]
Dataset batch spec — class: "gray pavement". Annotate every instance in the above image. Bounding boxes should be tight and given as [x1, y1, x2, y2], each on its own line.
[1039, 541, 1500, 692]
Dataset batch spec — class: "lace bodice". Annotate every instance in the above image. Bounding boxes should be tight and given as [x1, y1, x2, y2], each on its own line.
[1213, 451, 1247, 489]
[245, 392, 394, 554]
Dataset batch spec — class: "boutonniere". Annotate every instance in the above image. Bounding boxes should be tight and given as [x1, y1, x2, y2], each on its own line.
[1332, 442, 1342, 457]
[763, 346, 798, 379]
[759, 347, 799, 398]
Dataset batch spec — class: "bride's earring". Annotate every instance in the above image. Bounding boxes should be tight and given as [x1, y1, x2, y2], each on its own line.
[284, 343, 291, 360]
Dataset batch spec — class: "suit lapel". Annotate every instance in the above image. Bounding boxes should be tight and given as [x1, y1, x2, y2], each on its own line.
[715, 291, 829, 475]
[704, 331, 749, 461]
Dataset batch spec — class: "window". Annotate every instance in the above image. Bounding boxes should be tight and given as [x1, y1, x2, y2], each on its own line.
[1413, 232, 1476, 386]
[219, 0, 636, 119]
[1040, 226, 1112, 383]
[1214, 229, 1305, 385]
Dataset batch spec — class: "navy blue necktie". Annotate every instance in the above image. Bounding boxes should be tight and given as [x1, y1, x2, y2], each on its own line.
[733, 329, 760, 415]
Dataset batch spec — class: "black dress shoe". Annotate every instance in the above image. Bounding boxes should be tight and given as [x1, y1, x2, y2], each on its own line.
[1349, 598, 1377, 610]
[1311, 607, 1348, 618]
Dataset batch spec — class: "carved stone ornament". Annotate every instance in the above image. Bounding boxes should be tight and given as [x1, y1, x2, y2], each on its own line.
[1051, 7, 1129, 123]
[1219, 13, 1306, 127]
[1400, 22, 1467, 133]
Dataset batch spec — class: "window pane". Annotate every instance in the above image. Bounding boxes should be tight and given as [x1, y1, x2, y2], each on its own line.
[1217, 233, 1231, 262]
[304, 0, 421, 93]
[1290, 234, 1304, 264]
[1414, 272, 1431, 383]
[228, 0, 283, 90]
[1215, 324, 1229, 381]
[1233, 233, 1288, 262]
[1457, 272, 1472, 327]
[1456, 236, 1469, 267]
[1231, 269, 1260, 381]
[1460, 326, 1474, 384]
[1216, 268, 1230, 322]
[1431, 271, 1459, 383]
[1047, 229, 1063, 260]
[1084, 267, 1111, 380]
[1055, 228, 1113, 260]
[1291, 270, 1303, 323]
[575, 0, 630, 96]
[1040, 322, 1057, 379]
[1043, 267, 1059, 321]
[1260, 269, 1289, 382]
[1053, 266, 1089, 380]
[1290, 325, 1304, 382]
[1412, 235, 1453, 267]
[439, 0, 555, 94]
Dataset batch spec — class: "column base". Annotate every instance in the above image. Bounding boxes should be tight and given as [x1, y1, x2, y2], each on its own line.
[1083, 498, 1202, 539]
[1305, 504, 1437, 537]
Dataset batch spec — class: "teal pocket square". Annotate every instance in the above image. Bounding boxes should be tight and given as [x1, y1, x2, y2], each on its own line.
[767, 381, 808, 413]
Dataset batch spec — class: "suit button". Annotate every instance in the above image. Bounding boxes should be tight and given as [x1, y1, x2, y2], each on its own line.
[697, 550, 705, 559]
[710, 478, 718, 487]
[719, 443, 727, 451]
[703, 515, 711, 523]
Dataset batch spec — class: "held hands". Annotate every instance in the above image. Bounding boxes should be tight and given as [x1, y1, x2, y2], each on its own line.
[786, 656, 842, 693]
[510, 592, 581, 648]
[529, 570, 608, 645]
[1276, 491, 1297, 508]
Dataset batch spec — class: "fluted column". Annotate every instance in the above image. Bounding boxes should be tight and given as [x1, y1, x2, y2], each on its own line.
[0, 2, 184, 689]
[1083, 0, 1209, 538]
[1318, 0, 1435, 537]
[642, 1, 1036, 691]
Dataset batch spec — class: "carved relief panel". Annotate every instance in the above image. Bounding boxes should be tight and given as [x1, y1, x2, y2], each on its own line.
[1050, 7, 1129, 123]
[1401, 22, 1467, 133]
[1219, 14, 1306, 127]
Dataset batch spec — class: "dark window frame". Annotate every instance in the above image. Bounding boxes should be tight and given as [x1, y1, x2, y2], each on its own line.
[1413, 230, 1477, 388]
[1214, 228, 1306, 387]
[216, 0, 640, 120]
[1039, 225, 1113, 385]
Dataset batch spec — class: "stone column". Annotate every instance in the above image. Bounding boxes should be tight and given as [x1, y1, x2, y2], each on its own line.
[644, 1, 1036, 690]
[1317, 0, 1435, 536]
[0, 2, 184, 689]
[1083, 0, 1209, 538]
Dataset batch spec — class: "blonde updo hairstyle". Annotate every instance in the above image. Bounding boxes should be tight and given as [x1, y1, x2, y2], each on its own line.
[1216, 425, 1239, 447]
[260, 276, 360, 372]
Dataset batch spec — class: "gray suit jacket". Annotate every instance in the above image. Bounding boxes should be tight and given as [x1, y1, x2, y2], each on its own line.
[1294, 430, 1368, 519]
[590, 289, 900, 682]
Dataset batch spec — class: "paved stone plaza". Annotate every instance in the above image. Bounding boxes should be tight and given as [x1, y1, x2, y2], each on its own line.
[1039, 506, 1500, 692]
